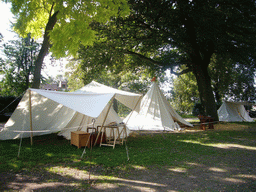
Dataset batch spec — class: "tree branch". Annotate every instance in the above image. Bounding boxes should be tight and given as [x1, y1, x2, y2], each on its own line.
[124, 50, 162, 65]
[125, 49, 192, 75]
[49, 3, 55, 17]
[170, 67, 192, 76]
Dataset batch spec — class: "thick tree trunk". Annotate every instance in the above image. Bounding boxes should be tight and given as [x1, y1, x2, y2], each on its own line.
[181, 13, 219, 121]
[191, 62, 219, 121]
[32, 11, 59, 88]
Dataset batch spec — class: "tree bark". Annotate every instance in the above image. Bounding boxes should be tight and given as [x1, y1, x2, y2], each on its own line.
[191, 61, 218, 120]
[182, 13, 219, 121]
[32, 11, 59, 88]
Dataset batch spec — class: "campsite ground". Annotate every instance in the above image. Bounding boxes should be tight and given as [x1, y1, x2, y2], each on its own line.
[1, 121, 256, 191]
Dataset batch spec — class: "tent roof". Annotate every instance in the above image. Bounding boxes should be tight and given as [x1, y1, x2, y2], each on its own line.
[30, 88, 114, 118]
[75, 81, 142, 109]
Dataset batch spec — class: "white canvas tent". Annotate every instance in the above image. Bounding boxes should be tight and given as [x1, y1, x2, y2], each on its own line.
[0, 81, 142, 141]
[124, 81, 193, 131]
[217, 101, 254, 122]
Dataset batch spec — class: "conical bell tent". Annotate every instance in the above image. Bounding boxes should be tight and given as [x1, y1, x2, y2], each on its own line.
[124, 79, 193, 131]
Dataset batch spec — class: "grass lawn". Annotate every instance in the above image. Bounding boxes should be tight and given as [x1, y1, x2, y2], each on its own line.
[0, 122, 256, 191]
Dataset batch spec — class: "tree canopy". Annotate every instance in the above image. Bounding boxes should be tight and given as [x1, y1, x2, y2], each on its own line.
[80, 0, 256, 120]
[6, 0, 130, 88]
[171, 54, 256, 114]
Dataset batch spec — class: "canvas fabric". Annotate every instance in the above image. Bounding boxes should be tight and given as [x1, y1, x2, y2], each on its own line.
[124, 82, 193, 131]
[218, 101, 253, 122]
[0, 81, 140, 140]
[75, 81, 142, 110]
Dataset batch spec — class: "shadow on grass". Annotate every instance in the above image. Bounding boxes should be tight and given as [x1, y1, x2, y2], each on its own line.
[0, 130, 256, 191]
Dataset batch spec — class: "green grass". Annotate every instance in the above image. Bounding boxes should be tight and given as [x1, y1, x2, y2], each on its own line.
[179, 113, 197, 118]
[1, 125, 256, 191]
[1, 126, 255, 173]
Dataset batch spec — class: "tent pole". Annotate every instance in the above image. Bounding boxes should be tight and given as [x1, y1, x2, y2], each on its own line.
[125, 95, 142, 124]
[29, 89, 33, 146]
[94, 96, 115, 146]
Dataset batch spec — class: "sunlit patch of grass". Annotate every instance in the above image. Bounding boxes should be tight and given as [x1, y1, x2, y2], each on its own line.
[131, 165, 147, 170]
[168, 167, 187, 173]
[179, 140, 256, 150]
[46, 153, 54, 157]
[236, 174, 256, 179]
[208, 167, 227, 172]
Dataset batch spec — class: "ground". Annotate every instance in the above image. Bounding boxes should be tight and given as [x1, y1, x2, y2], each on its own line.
[1, 122, 256, 191]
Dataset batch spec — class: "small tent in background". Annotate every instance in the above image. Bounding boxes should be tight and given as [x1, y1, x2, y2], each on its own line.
[0, 81, 142, 141]
[217, 101, 254, 122]
[124, 80, 193, 131]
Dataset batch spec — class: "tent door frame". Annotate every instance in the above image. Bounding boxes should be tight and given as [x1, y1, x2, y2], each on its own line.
[94, 96, 115, 146]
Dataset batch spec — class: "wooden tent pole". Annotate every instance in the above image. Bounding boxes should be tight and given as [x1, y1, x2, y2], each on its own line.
[125, 95, 142, 124]
[94, 96, 115, 146]
[28, 89, 33, 146]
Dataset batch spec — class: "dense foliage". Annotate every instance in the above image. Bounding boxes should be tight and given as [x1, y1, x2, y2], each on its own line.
[171, 54, 256, 114]
[79, 0, 256, 120]
[0, 34, 40, 96]
[171, 71, 199, 114]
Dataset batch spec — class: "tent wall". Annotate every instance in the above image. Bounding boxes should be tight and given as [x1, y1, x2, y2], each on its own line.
[0, 90, 77, 140]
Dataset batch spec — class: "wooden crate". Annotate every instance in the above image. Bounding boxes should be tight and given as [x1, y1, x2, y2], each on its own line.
[71, 131, 90, 148]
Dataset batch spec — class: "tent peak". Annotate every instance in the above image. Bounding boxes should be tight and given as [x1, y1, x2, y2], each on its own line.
[151, 77, 156, 82]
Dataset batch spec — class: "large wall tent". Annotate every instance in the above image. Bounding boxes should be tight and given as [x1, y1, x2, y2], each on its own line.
[217, 101, 254, 122]
[124, 81, 193, 131]
[0, 81, 142, 141]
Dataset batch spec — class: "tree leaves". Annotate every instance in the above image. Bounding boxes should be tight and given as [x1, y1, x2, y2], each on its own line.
[8, 0, 130, 58]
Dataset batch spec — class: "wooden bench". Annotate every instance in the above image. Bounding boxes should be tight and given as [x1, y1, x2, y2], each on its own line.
[198, 115, 214, 130]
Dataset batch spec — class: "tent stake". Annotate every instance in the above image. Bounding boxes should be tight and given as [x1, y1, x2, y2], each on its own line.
[17, 132, 23, 158]
[29, 89, 33, 146]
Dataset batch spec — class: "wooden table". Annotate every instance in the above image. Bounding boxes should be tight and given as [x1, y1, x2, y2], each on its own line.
[95, 124, 127, 149]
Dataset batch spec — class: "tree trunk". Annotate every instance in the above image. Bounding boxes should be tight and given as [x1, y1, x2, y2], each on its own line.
[182, 13, 219, 121]
[213, 82, 221, 105]
[32, 11, 59, 88]
[191, 62, 219, 121]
